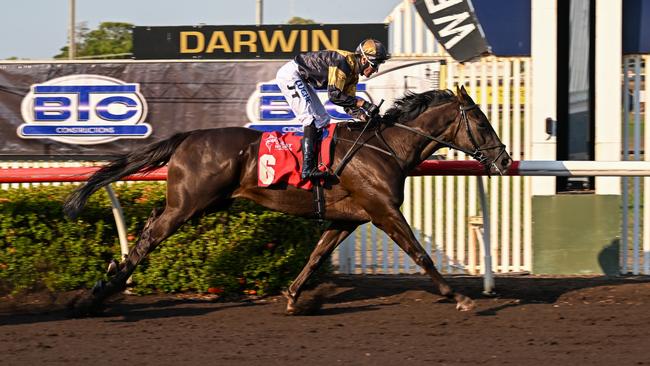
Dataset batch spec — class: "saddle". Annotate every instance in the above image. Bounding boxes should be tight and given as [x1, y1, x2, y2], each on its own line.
[257, 124, 336, 191]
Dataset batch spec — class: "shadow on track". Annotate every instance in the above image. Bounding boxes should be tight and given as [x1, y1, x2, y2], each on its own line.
[3, 274, 649, 323]
[0, 294, 264, 326]
[314, 274, 650, 316]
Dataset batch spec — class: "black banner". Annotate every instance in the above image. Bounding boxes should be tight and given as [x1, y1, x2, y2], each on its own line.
[133, 24, 388, 60]
[413, 0, 491, 62]
[0, 61, 283, 158]
[0, 59, 441, 158]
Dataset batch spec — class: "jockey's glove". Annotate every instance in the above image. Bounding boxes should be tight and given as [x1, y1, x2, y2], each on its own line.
[362, 101, 380, 118]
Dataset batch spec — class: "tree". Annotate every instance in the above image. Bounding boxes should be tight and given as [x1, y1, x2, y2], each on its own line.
[287, 16, 316, 25]
[55, 22, 133, 59]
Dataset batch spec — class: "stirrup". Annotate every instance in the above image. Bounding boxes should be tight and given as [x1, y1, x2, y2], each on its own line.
[301, 167, 313, 180]
[307, 169, 329, 179]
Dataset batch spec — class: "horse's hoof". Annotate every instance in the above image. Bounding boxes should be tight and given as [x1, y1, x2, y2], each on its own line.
[92, 280, 106, 295]
[282, 290, 297, 315]
[455, 297, 476, 312]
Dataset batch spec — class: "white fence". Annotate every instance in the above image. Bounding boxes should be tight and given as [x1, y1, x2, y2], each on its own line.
[335, 0, 533, 275]
[622, 54, 650, 275]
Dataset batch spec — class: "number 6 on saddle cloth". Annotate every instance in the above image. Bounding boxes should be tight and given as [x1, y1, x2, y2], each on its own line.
[257, 124, 337, 191]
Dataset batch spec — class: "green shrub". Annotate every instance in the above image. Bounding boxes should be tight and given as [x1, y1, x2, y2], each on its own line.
[0, 185, 118, 294]
[0, 183, 327, 297]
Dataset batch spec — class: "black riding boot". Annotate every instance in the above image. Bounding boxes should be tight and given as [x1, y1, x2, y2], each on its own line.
[301, 123, 320, 180]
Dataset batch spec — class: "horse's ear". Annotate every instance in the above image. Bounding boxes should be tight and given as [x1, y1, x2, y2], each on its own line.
[456, 84, 469, 103]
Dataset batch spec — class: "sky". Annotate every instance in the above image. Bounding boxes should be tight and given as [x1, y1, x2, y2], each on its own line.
[0, 0, 403, 60]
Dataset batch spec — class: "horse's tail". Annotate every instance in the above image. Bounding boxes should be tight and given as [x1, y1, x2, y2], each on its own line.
[63, 131, 194, 218]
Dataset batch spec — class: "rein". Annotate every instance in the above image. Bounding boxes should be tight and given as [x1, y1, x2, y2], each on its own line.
[333, 99, 407, 176]
[393, 104, 507, 174]
[333, 125, 407, 176]
[332, 116, 389, 177]
[331, 102, 507, 177]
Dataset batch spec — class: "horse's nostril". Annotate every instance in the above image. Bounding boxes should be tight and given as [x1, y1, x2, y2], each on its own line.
[502, 158, 511, 168]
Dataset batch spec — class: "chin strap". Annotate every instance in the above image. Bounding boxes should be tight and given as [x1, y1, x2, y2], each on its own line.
[357, 53, 372, 75]
[359, 61, 370, 75]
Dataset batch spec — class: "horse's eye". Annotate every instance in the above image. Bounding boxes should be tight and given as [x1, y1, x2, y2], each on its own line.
[476, 119, 489, 129]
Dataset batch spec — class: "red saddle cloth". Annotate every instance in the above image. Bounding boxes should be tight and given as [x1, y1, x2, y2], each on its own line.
[257, 124, 336, 190]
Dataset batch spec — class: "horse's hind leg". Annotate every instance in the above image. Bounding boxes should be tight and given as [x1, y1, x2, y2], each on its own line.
[104, 205, 167, 280]
[283, 221, 358, 315]
[369, 205, 475, 311]
[71, 204, 196, 316]
[72, 189, 234, 317]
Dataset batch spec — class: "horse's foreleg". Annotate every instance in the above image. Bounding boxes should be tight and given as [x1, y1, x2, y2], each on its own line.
[284, 221, 358, 315]
[370, 207, 475, 311]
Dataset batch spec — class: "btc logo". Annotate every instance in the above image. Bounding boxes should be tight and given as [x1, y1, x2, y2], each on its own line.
[245, 82, 373, 133]
[18, 74, 152, 145]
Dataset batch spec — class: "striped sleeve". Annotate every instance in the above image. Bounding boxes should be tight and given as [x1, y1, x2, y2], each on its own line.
[326, 55, 357, 107]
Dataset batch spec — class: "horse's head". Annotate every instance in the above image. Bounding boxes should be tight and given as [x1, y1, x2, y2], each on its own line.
[382, 86, 512, 175]
[450, 85, 512, 175]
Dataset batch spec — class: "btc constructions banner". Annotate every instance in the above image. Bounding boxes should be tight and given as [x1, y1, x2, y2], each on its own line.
[0, 60, 440, 158]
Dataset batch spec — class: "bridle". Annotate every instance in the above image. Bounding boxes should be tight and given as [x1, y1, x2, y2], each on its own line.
[393, 103, 508, 175]
[332, 101, 508, 177]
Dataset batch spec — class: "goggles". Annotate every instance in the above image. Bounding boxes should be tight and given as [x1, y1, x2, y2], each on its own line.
[360, 48, 386, 69]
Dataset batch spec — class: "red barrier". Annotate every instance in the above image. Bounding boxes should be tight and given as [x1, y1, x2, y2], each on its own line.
[0, 166, 168, 183]
[0, 160, 520, 184]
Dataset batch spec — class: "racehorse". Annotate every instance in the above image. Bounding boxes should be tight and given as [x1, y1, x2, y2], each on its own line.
[64, 85, 511, 316]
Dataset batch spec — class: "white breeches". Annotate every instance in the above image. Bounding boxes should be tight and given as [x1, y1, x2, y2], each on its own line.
[275, 61, 331, 129]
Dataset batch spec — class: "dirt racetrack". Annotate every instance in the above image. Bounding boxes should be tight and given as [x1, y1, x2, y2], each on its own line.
[2, 274, 650, 366]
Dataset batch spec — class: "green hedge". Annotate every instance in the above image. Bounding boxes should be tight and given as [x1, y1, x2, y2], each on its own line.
[0, 182, 326, 297]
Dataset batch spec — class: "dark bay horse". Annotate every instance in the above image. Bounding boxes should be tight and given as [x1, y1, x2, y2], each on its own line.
[64, 86, 511, 316]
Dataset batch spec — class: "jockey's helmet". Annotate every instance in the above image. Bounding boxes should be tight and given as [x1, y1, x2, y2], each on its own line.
[356, 39, 390, 68]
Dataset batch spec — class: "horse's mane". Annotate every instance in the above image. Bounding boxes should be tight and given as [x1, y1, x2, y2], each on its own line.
[382, 89, 456, 124]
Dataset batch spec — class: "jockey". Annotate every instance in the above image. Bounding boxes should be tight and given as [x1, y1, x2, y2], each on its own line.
[275, 38, 390, 180]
